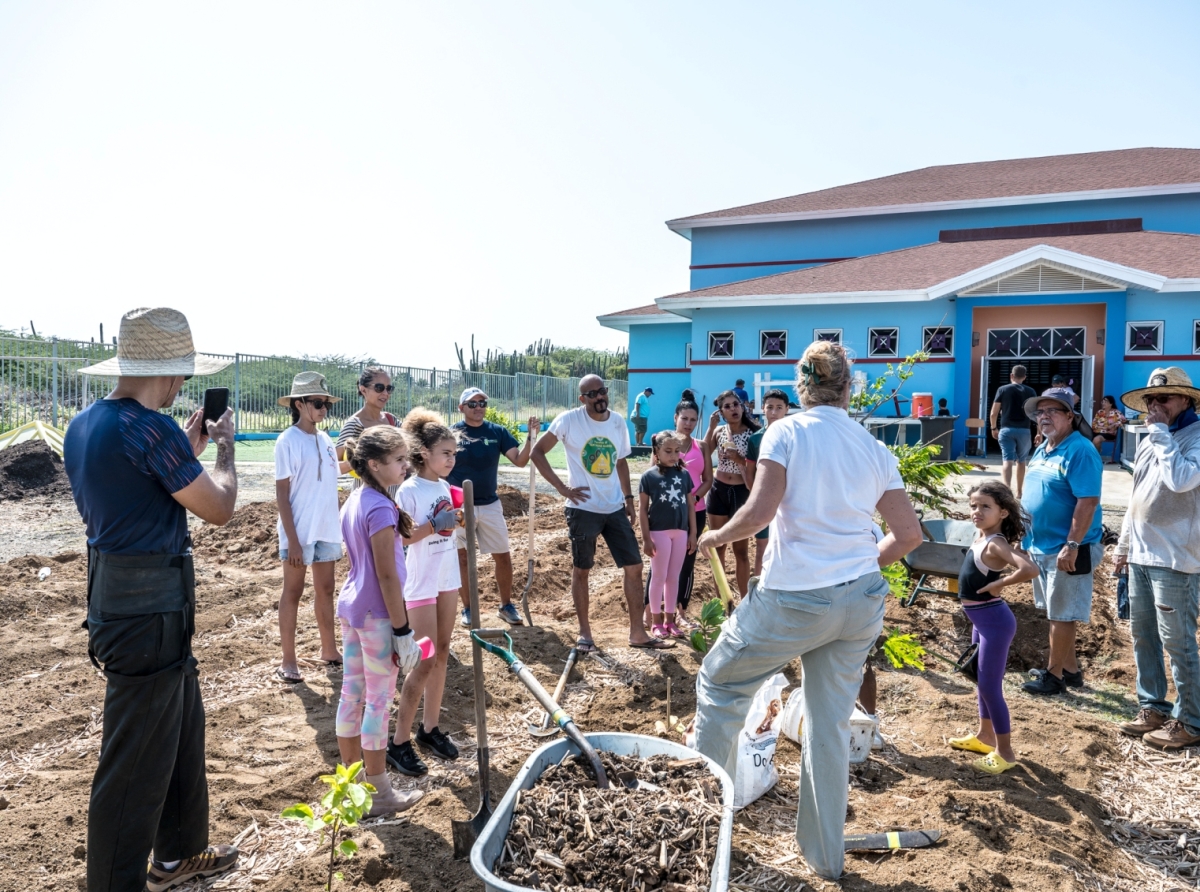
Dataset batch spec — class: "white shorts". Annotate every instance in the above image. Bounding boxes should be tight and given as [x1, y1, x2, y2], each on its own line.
[404, 548, 462, 606]
[455, 500, 511, 555]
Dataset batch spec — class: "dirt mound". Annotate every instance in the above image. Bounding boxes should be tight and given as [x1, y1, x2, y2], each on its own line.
[0, 440, 71, 501]
[191, 500, 282, 569]
[497, 484, 528, 518]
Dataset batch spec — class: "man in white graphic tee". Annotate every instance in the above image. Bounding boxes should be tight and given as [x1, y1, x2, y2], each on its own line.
[531, 375, 672, 652]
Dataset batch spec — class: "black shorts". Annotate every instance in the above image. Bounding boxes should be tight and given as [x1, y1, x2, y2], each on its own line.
[708, 479, 749, 517]
[565, 508, 642, 570]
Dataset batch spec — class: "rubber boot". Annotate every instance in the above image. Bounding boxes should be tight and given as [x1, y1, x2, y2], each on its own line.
[364, 771, 424, 817]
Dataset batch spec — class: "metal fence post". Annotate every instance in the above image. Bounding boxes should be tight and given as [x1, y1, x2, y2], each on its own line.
[234, 354, 241, 432]
[51, 337, 59, 427]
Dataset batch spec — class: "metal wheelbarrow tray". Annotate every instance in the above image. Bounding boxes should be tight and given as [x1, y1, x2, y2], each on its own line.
[899, 519, 977, 607]
[470, 732, 735, 892]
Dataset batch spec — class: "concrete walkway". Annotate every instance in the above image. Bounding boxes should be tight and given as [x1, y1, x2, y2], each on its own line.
[947, 456, 1132, 509]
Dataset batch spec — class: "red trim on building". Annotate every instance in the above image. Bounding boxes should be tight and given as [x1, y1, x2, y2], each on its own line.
[627, 367, 691, 373]
[689, 257, 854, 270]
[690, 357, 956, 366]
[1124, 354, 1200, 362]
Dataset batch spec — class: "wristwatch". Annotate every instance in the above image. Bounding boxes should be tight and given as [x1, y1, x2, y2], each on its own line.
[1065, 540, 1081, 551]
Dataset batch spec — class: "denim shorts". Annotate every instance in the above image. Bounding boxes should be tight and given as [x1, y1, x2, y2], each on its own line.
[1030, 542, 1101, 623]
[997, 427, 1032, 463]
[279, 540, 343, 565]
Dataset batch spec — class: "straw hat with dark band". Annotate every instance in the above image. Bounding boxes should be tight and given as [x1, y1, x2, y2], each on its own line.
[79, 307, 232, 377]
[1119, 367, 1200, 413]
[277, 372, 341, 407]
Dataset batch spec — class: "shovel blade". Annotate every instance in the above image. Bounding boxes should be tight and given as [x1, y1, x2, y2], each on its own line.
[451, 805, 494, 860]
[844, 829, 940, 852]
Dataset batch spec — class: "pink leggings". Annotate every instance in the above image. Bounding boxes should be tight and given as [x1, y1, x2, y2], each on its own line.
[649, 530, 688, 614]
[336, 616, 399, 751]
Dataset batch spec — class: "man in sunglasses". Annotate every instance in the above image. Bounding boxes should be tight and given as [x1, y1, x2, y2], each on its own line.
[1114, 368, 1200, 750]
[1020, 387, 1103, 696]
[531, 375, 672, 651]
[448, 387, 539, 626]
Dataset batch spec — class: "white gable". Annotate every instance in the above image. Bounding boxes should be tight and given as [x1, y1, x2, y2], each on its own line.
[960, 261, 1123, 296]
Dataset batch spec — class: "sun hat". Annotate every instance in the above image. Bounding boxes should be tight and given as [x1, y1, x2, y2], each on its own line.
[1023, 387, 1093, 440]
[1119, 367, 1200, 413]
[277, 372, 341, 407]
[78, 308, 232, 377]
[459, 387, 487, 405]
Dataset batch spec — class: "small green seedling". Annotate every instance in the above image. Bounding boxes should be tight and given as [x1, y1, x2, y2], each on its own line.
[880, 626, 927, 671]
[881, 561, 910, 598]
[689, 597, 727, 654]
[282, 760, 375, 890]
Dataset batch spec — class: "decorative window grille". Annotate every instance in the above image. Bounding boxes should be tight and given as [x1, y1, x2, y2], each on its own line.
[986, 327, 1089, 358]
[813, 328, 842, 344]
[1126, 322, 1162, 355]
[1051, 328, 1085, 356]
[867, 327, 898, 358]
[1194, 322, 1200, 355]
[708, 331, 734, 359]
[923, 326, 953, 357]
[760, 330, 787, 358]
[685, 343, 692, 367]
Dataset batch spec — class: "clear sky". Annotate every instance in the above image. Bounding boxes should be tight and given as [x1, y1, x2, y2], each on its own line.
[2, 1, 1198, 368]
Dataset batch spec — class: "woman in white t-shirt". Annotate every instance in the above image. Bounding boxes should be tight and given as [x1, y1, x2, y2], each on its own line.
[387, 409, 463, 777]
[693, 341, 922, 882]
[275, 373, 344, 683]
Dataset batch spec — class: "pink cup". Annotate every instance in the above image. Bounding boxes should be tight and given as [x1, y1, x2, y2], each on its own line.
[449, 486, 464, 509]
[416, 636, 436, 660]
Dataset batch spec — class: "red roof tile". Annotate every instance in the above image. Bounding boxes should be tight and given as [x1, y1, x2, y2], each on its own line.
[658, 231, 1200, 300]
[669, 148, 1200, 225]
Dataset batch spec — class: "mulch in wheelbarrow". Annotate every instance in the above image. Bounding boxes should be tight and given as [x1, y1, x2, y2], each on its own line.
[495, 751, 724, 892]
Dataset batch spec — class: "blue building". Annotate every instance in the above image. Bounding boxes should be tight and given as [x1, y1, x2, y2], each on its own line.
[599, 147, 1200, 456]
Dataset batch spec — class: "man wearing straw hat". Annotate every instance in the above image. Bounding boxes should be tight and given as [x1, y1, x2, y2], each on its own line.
[64, 308, 240, 892]
[1114, 367, 1200, 750]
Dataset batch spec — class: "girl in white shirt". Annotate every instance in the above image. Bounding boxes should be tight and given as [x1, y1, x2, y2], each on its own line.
[388, 409, 463, 777]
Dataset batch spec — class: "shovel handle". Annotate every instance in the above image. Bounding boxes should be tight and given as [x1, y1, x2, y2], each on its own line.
[464, 482, 491, 807]
[706, 547, 734, 609]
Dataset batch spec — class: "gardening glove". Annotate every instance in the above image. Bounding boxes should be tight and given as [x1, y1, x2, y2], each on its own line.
[392, 626, 421, 674]
[431, 508, 459, 534]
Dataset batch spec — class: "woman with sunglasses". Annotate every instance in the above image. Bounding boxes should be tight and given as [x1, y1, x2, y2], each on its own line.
[703, 389, 761, 597]
[275, 373, 344, 683]
[338, 367, 401, 494]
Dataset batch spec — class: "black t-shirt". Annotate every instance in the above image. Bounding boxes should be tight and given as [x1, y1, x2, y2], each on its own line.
[446, 420, 520, 506]
[993, 382, 1036, 429]
[639, 464, 693, 532]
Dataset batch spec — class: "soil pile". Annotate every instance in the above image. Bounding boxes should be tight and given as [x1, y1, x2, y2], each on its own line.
[191, 500, 282, 570]
[0, 440, 71, 501]
[495, 752, 723, 891]
[497, 484, 528, 518]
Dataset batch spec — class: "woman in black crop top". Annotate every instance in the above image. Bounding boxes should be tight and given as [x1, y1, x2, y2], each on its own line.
[948, 481, 1039, 775]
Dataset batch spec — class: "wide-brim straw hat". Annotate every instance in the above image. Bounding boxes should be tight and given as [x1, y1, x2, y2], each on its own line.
[79, 307, 232, 377]
[1120, 366, 1200, 413]
[277, 371, 341, 407]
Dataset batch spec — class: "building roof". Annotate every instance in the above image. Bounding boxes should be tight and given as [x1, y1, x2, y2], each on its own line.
[639, 231, 1200, 316]
[594, 303, 687, 331]
[667, 148, 1200, 233]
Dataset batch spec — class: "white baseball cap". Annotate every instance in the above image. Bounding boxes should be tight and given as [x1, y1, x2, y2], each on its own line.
[459, 387, 487, 405]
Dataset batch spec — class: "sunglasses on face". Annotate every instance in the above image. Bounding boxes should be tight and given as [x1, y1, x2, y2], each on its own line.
[464, 400, 488, 409]
[1032, 407, 1066, 417]
[304, 398, 331, 411]
[581, 387, 609, 399]
[368, 382, 395, 394]
[1145, 394, 1180, 406]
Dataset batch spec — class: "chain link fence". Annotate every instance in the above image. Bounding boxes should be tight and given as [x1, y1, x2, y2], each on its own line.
[0, 336, 628, 436]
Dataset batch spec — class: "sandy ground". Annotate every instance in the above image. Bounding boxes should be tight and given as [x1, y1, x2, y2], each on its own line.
[2, 475, 1198, 892]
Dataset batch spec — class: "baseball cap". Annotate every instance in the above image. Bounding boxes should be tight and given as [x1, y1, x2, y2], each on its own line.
[459, 387, 487, 405]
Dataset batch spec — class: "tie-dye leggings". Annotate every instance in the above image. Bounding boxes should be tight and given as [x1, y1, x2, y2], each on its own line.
[336, 616, 399, 751]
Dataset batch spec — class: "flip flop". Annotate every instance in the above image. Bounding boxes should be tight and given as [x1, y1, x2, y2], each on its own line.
[575, 637, 598, 654]
[630, 637, 675, 650]
[276, 667, 303, 683]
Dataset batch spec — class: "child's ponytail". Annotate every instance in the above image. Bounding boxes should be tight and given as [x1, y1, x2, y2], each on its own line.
[343, 427, 414, 537]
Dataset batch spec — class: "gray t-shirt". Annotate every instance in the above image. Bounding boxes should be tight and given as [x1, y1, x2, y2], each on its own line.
[639, 465, 693, 532]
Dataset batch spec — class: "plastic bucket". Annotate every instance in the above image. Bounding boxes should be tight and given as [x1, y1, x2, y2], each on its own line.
[470, 732, 735, 892]
[911, 393, 933, 417]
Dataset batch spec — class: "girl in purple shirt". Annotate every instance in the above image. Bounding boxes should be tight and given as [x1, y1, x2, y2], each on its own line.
[335, 426, 425, 815]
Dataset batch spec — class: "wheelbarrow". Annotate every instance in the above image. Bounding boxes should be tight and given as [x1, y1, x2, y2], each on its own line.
[899, 518, 977, 607]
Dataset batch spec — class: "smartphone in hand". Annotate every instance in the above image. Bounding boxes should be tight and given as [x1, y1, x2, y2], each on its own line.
[202, 387, 230, 426]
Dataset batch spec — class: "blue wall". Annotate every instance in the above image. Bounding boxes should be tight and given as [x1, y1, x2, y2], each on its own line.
[627, 323, 692, 434]
[688, 193, 1200, 289]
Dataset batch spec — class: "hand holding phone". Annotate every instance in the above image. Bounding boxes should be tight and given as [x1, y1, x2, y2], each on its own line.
[203, 387, 230, 426]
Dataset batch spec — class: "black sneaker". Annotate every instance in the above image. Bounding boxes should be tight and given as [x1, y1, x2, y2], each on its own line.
[386, 740, 428, 776]
[416, 723, 460, 760]
[1022, 670, 1066, 696]
[1029, 667, 1083, 688]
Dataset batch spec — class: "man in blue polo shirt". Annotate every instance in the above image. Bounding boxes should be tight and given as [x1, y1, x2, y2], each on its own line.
[1020, 387, 1103, 695]
[449, 387, 539, 626]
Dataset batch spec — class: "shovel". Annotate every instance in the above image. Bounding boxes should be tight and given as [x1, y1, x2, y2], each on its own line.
[520, 423, 539, 627]
[706, 547, 734, 610]
[452, 481, 493, 859]
[529, 647, 578, 738]
[472, 628, 609, 790]
[844, 829, 941, 851]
